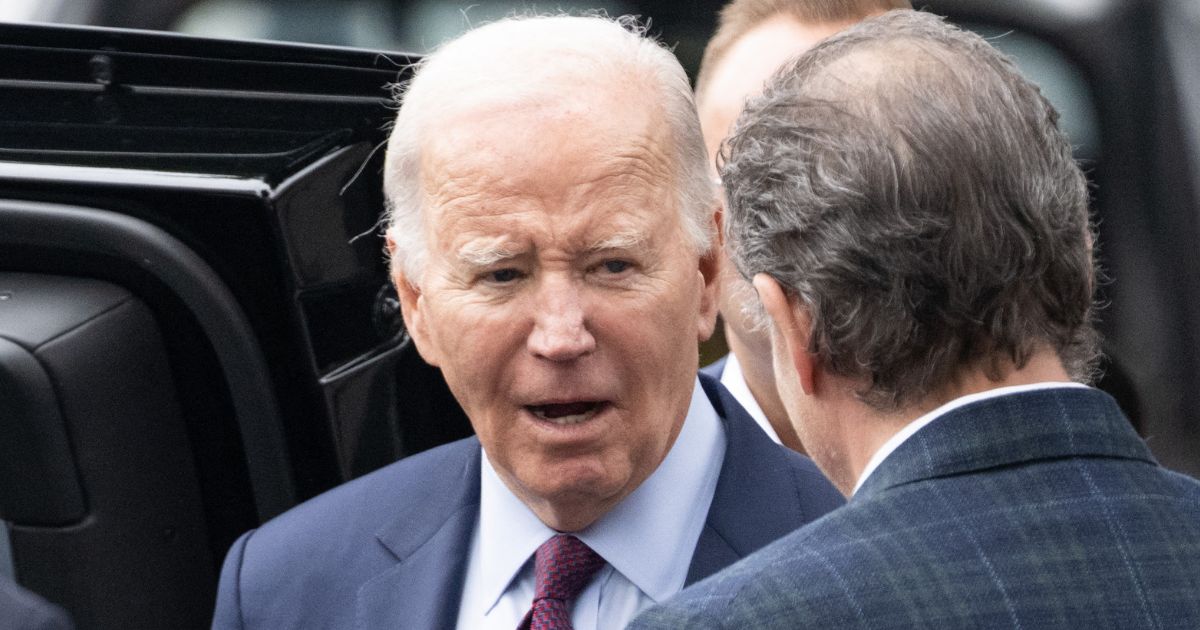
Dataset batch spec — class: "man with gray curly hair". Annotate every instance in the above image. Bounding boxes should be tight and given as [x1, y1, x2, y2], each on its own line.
[212, 14, 842, 630]
[696, 0, 911, 454]
[632, 9, 1200, 629]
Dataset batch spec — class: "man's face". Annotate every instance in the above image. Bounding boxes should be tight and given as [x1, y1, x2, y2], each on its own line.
[392, 91, 718, 530]
[699, 16, 862, 362]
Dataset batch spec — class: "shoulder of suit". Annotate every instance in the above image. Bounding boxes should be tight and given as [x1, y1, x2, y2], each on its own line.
[636, 515, 852, 626]
[246, 436, 479, 545]
[714, 387, 845, 513]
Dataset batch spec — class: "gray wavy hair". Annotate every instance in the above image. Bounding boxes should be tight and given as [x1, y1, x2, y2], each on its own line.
[382, 14, 714, 281]
[721, 9, 1100, 410]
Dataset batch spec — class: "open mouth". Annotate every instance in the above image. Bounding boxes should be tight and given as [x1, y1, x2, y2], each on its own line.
[526, 401, 608, 426]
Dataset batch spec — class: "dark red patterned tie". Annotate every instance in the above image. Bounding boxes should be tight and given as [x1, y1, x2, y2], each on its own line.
[517, 534, 606, 630]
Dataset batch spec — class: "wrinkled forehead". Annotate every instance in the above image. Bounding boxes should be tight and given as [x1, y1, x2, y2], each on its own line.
[416, 88, 677, 225]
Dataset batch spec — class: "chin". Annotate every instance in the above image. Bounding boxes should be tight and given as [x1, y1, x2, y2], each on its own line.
[535, 469, 622, 504]
[526, 464, 628, 511]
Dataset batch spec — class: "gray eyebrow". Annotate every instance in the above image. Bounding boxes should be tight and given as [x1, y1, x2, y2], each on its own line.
[455, 236, 524, 267]
[453, 228, 647, 268]
[588, 229, 647, 252]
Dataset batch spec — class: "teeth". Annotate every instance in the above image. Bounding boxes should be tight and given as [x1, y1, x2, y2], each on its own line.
[535, 410, 590, 424]
[530, 404, 601, 425]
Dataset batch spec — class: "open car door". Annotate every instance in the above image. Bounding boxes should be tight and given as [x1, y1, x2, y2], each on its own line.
[0, 22, 469, 629]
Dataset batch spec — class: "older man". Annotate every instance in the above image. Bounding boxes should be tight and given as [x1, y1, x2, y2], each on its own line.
[632, 10, 1200, 629]
[696, 0, 910, 452]
[211, 15, 841, 630]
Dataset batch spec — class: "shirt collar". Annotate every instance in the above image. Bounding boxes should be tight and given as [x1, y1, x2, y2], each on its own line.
[476, 377, 726, 611]
[851, 382, 1089, 495]
[717, 353, 782, 444]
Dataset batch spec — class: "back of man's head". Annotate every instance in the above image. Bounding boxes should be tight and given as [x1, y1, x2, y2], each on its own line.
[384, 15, 713, 280]
[694, 0, 912, 453]
[722, 9, 1099, 411]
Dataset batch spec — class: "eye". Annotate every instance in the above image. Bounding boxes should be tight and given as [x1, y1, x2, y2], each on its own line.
[488, 268, 522, 283]
[600, 260, 631, 274]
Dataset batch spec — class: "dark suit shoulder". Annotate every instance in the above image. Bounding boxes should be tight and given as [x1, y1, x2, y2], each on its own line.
[252, 436, 478, 540]
[705, 371, 843, 530]
[637, 452, 1200, 629]
[784, 450, 844, 516]
[685, 374, 843, 586]
[638, 492, 882, 629]
[1160, 466, 1200, 499]
[696, 367, 841, 515]
[728, 436, 843, 531]
[640, 389, 1200, 628]
[213, 437, 482, 629]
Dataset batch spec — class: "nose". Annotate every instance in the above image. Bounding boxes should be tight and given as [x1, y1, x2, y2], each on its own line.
[527, 276, 596, 361]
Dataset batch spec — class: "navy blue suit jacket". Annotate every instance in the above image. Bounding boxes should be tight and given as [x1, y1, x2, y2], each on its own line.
[212, 374, 842, 629]
[631, 387, 1200, 629]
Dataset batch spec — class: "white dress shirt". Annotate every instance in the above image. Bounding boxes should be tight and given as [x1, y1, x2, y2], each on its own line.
[852, 382, 1090, 495]
[454, 377, 727, 630]
[717, 353, 782, 444]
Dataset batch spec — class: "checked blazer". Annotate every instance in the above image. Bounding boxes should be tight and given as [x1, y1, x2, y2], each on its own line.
[211, 374, 843, 629]
[630, 387, 1200, 629]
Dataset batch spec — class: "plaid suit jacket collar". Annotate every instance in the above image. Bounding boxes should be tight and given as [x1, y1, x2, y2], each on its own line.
[854, 387, 1155, 502]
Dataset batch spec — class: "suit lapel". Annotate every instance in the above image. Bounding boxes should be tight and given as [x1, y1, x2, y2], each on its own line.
[351, 376, 837, 619]
[856, 387, 1155, 500]
[685, 374, 810, 585]
[356, 443, 481, 629]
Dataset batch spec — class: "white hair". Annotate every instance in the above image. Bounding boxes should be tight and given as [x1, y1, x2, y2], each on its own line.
[382, 14, 714, 282]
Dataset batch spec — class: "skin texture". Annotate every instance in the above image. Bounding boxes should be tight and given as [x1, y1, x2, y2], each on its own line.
[753, 272, 1073, 496]
[698, 15, 866, 453]
[389, 87, 719, 532]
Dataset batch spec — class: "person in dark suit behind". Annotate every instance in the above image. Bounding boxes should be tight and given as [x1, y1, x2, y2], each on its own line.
[212, 14, 842, 630]
[696, 0, 911, 453]
[0, 576, 73, 630]
[632, 9, 1200, 629]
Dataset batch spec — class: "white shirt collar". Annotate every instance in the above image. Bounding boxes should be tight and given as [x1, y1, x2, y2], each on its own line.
[717, 353, 782, 444]
[851, 382, 1089, 495]
[475, 376, 726, 610]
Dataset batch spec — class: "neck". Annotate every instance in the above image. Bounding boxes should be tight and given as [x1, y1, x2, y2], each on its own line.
[530, 502, 610, 533]
[832, 349, 1073, 496]
[724, 323, 806, 453]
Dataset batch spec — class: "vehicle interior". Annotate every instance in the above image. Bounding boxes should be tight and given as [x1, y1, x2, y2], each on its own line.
[0, 0, 1196, 627]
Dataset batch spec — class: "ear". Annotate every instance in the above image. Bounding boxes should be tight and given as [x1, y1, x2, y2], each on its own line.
[386, 229, 439, 367]
[752, 273, 817, 396]
[696, 205, 723, 342]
